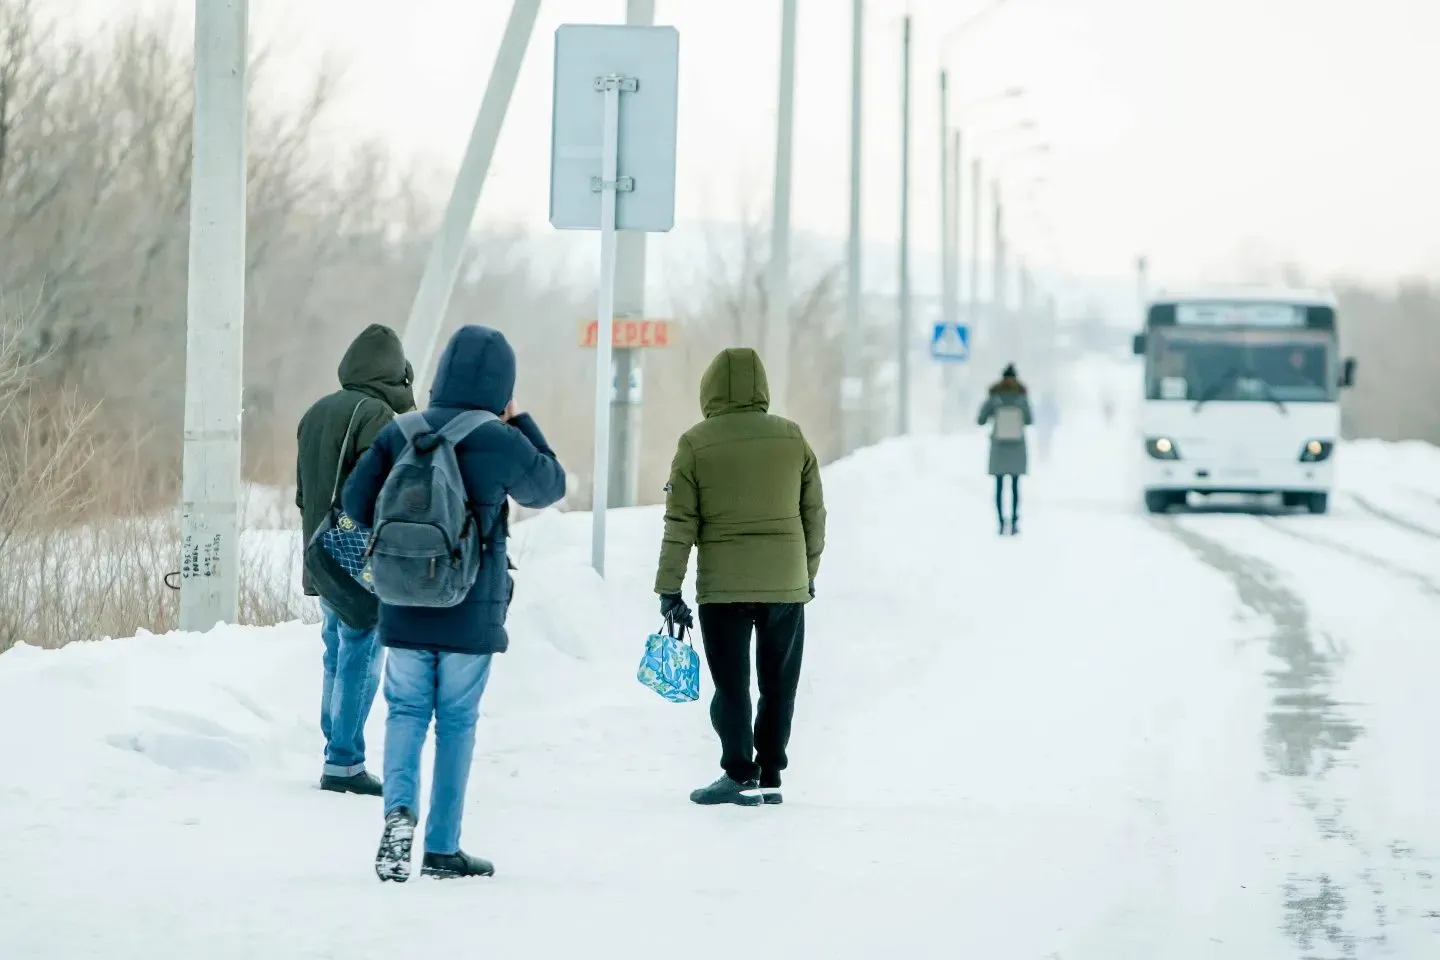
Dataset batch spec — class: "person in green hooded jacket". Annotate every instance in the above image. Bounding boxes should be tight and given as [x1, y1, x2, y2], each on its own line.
[296, 323, 415, 797]
[655, 347, 826, 807]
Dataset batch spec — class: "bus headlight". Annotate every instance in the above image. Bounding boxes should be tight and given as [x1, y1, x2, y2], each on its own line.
[1146, 436, 1181, 460]
[1299, 439, 1334, 462]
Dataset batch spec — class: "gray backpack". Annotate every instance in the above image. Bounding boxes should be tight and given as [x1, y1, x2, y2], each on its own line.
[365, 409, 497, 608]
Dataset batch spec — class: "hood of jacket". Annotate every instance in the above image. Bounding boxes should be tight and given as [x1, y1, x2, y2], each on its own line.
[989, 375, 1027, 396]
[338, 324, 415, 413]
[429, 324, 515, 414]
[700, 347, 771, 418]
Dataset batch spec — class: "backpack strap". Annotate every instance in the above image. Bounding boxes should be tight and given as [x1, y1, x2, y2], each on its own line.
[394, 411, 432, 443]
[435, 409, 499, 447]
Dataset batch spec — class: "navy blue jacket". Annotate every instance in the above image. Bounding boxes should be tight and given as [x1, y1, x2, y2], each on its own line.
[342, 325, 567, 655]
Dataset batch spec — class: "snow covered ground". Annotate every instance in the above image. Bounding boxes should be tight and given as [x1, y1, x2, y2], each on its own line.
[1, 357, 1437, 959]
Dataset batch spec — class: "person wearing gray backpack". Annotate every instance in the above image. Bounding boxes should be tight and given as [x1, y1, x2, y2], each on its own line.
[342, 325, 566, 882]
[977, 363, 1032, 536]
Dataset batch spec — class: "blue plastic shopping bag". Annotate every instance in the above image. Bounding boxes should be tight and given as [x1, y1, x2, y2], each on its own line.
[636, 621, 701, 703]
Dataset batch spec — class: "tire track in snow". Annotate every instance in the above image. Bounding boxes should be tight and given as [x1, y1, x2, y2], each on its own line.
[1253, 518, 1440, 599]
[1155, 518, 1381, 958]
[1346, 493, 1440, 542]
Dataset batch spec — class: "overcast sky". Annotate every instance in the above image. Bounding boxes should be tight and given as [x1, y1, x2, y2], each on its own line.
[60, 0, 1440, 291]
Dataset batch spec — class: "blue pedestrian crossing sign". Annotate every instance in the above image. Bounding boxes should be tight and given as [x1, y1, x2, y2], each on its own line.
[930, 322, 970, 362]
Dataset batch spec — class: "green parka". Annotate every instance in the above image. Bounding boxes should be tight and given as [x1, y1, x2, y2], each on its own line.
[295, 324, 415, 594]
[655, 348, 826, 604]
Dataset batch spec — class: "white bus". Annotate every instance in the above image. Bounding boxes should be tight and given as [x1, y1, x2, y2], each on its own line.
[1132, 287, 1357, 514]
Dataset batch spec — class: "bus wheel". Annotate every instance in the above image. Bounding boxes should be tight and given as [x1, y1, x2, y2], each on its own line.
[1145, 491, 1174, 514]
[1281, 492, 1306, 509]
[1306, 493, 1330, 515]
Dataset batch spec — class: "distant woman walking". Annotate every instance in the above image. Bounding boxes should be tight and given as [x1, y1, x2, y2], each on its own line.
[977, 364, 1032, 535]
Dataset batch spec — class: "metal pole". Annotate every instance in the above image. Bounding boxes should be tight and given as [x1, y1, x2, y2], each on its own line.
[938, 71, 952, 432]
[939, 72, 952, 334]
[992, 182, 1006, 364]
[179, 0, 248, 632]
[401, 0, 541, 390]
[969, 157, 981, 334]
[608, 0, 654, 509]
[897, 14, 912, 437]
[764, 0, 798, 417]
[591, 79, 622, 576]
[946, 127, 964, 427]
[843, 0, 864, 453]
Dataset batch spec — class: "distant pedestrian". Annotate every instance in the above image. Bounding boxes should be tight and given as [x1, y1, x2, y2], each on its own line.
[344, 325, 566, 882]
[295, 323, 415, 797]
[655, 348, 826, 807]
[977, 363, 1032, 535]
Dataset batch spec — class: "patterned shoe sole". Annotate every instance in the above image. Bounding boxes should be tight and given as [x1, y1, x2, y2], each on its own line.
[375, 817, 415, 883]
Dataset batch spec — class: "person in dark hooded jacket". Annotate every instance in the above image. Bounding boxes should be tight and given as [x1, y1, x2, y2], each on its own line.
[296, 323, 415, 797]
[343, 324, 566, 882]
[977, 363, 1032, 535]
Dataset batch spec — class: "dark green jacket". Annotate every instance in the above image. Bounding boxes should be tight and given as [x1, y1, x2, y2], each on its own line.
[296, 324, 415, 594]
[656, 348, 826, 604]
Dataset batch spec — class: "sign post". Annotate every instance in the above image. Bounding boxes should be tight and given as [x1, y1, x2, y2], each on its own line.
[550, 24, 679, 576]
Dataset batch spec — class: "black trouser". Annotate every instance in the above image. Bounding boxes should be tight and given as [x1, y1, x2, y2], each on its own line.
[697, 602, 805, 787]
[995, 474, 1020, 524]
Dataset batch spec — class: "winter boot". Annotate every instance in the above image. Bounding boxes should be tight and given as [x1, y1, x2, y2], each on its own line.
[759, 774, 783, 805]
[421, 850, 496, 879]
[375, 807, 417, 883]
[689, 774, 763, 807]
[321, 771, 383, 796]
[1009, 516, 1019, 536]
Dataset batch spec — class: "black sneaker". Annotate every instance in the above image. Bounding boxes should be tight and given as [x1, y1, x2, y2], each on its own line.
[375, 808, 417, 883]
[321, 771, 383, 796]
[759, 775, 783, 805]
[689, 775, 763, 807]
[422, 850, 495, 879]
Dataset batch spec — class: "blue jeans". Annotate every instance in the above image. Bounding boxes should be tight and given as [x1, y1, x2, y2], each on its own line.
[319, 602, 384, 777]
[382, 647, 493, 855]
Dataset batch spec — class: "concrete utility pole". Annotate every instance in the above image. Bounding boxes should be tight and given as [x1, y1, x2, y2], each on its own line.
[402, 0, 541, 390]
[179, 0, 248, 633]
[843, 0, 864, 453]
[764, 0, 798, 417]
[607, 0, 655, 509]
[897, 13, 912, 437]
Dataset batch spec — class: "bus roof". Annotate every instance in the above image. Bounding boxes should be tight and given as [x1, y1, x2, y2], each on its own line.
[1149, 285, 1338, 308]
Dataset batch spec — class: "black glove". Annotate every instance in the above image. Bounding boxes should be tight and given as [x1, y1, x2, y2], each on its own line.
[808, 578, 816, 600]
[660, 593, 693, 629]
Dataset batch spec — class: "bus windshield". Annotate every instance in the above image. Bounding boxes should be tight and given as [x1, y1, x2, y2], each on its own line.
[1146, 326, 1337, 403]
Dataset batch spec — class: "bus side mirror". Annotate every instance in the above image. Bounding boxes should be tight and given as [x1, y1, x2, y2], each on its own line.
[1340, 357, 1357, 388]
[1132, 333, 1147, 356]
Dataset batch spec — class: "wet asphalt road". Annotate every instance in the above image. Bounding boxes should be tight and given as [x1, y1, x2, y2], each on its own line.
[1157, 516, 1432, 958]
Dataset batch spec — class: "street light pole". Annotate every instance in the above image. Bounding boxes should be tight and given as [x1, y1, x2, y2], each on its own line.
[843, 0, 864, 454]
[897, 13, 912, 437]
[765, 0, 798, 417]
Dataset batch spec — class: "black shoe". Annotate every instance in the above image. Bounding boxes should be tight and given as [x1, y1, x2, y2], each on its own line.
[1010, 518, 1020, 536]
[375, 808, 417, 883]
[760, 788, 783, 805]
[422, 850, 495, 879]
[690, 774, 763, 806]
[321, 771, 383, 796]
